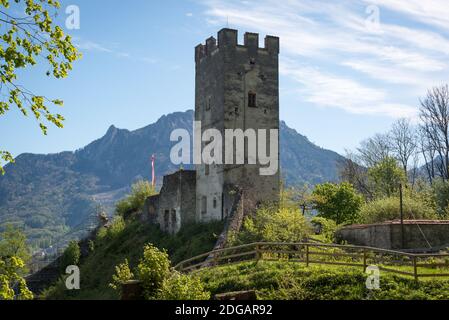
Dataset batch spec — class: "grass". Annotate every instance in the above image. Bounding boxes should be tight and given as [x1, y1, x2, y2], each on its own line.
[42, 219, 223, 300]
[198, 260, 449, 300]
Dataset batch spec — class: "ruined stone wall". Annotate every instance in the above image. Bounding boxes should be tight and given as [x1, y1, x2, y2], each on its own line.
[142, 170, 196, 234]
[337, 221, 449, 251]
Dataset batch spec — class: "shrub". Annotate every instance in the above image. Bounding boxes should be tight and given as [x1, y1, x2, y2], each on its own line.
[310, 217, 338, 243]
[158, 271, 210, 300]
[109, 259, 134, 291]
[239, 205, 312, 244]
[312, 183, 363, 225]
[110, 243, 211, 300]
[60, 241, 81, 270]
[136, 244, 171, 299]
[116, 180, 156, 217]
[358, 196, 437, 224]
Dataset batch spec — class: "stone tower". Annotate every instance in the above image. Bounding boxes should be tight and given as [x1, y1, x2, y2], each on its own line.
[195, 28, 280, 222]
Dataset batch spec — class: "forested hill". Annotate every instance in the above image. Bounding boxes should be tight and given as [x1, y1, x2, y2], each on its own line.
[0, 109, 344, 248]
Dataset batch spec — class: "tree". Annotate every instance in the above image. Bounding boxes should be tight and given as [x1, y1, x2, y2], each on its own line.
[357, 133, 391, 167]
[389, 118, 418, 179]
[419, 85, 449, 181]
[311, 182, 363, 225]
[0, 0, 81, 174]
[339, 150, 372, 199]
[0, 225, 30, 266]
[60, 240, 80, 271]
[0, 256, 33, 300]
[368, 157, 405, 198]
[419, 125, 437, 183]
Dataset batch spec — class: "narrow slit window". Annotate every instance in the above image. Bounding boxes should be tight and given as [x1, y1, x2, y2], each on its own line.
[248, 92, 257, 108]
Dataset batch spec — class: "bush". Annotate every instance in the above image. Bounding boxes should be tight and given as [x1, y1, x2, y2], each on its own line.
[158, 272, 211, 300]
[239, 205, 312, 244]
[116, 180, 156, 217]
[60, 241, 81, 270]
[111, 243, 211, 300]
[312, 183, 363, 225]
[109, 259, 134, 291]
[358, 196, 437, 224]
[310, 217, 338, 243]
[136, 244, 171, 299]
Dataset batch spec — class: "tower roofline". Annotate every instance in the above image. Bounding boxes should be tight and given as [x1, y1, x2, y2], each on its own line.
[195, 29, 280, 62]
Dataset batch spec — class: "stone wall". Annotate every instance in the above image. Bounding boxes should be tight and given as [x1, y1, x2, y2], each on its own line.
[142, 170, 196, 234]
[336, 220, 449, 251]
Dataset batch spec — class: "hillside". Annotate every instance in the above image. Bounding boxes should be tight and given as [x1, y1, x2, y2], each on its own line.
[0, 110, 344, 249]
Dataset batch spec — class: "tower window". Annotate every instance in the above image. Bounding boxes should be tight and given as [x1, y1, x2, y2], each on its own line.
[201, 196, 207, 215]
[248, 92, 257, 108]
[205, 164, 210, 176]
[206, 97, 211, 111]
[213, 197, 217, 209]
[171, 209, 177, 224]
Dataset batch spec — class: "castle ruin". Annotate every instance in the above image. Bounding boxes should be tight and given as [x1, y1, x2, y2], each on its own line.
[144, 29, 280, 234]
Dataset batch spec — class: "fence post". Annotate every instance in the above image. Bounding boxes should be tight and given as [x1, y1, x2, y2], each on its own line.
[363, 249, 367, 271]
[255, 244, 261, 261]
[413, 256, 418, 282]
[305, 244, 310, 267]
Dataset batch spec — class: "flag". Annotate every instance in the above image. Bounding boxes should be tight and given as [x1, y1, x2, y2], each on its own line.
[151, 154, 156, 187]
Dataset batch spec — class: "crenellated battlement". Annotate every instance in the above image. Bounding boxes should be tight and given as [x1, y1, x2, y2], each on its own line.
[195, 28, 279, 63]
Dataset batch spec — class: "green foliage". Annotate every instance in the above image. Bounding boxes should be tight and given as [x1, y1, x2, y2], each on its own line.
[109, 259, 133, 291]
[110, 244, 210, 300]
[310, 217, 338, 243]
[116, 180, 156, 217]
[368, 157, 406, 198]
[60, 240, 80, 270]
[96, 216, 126, 242]
[136, 244, 171, 299]
[0, 0, 81, 174]
[431, 178, 449, 218]
[312, 182, 363, 225]
[199, 261, 449, 300]
[0, 224, 31, 269]
[43, 220, 222, 300]
[0, 225, 32, 295]
[159, 271, 211, 300]
[238, 205, 312, 244]
[358, 196, 437, 224]
[0, 256, 33, 300]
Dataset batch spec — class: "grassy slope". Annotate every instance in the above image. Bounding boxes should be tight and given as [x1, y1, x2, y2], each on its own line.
[198, 261, 449, 300]
[43, 220, 223, 300]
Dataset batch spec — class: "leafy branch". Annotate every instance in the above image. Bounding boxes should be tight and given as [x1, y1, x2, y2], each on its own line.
[0, 0, 81, 174]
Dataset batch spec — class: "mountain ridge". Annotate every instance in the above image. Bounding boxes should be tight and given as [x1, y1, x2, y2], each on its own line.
[0, 109, 344, 248]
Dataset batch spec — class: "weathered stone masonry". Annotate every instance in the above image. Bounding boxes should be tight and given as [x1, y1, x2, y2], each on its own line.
[195, 28, 280, 223]
[143, 29, 280, 234]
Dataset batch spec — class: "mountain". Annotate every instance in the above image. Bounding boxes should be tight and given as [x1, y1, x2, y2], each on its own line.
[0, 110, 344, 249]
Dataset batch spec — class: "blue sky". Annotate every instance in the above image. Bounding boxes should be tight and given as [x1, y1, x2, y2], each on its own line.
[2, 0, 449, 158]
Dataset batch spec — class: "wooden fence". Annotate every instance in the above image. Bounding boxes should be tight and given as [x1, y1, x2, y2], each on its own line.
[174, 242, 449, 281]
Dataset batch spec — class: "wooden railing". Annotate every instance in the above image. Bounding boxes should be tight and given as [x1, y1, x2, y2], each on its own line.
[174, 242, 449, 281]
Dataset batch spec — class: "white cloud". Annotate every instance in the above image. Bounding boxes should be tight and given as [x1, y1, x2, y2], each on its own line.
[198, 0, 448, 119]
[281, 60, 417, 118]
